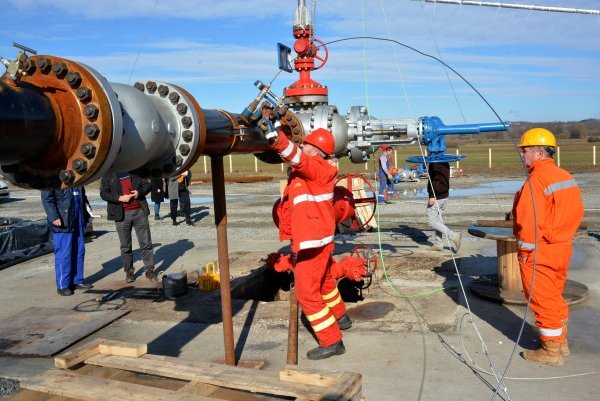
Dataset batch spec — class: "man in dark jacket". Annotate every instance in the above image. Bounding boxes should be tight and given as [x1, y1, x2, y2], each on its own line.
[100, 172, 156, 282]
[41, 187, 92, 296]
[426, 162, 461, 252]
[150, 178, 166, 220]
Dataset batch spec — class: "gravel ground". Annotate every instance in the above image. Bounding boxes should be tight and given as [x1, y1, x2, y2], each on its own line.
[0, 378, 19, 399]
[0, 172, 598, 397]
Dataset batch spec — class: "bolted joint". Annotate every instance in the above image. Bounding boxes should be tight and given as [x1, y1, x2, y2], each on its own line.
[24, 59, 36, 75]
[179, 144, 190, 156]
[36, 58, 52, 74]
[80, 142, 97, 158]
[76, 87, 92, 103]
[158, 85, 169, 97]
[66, 72, 82, 88]
[181, 116, 192, 128]
[52, 62, 68, 77]
[83, 123, 100, 139]
[168, 92, 180, 104]
[134, 82, 145, 92]
[145, 81, 157, 93]
[59, 170, 75, 185]
[176, 103, 188, 115]
[72, 158, 88, 174]
[182, 130, 193, 142]
[83, 104, 99, 120]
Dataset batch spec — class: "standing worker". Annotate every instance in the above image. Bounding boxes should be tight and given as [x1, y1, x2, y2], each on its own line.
[377, 145, 395, 204]
[513, 128, 584, 366]
[167, 170, 193, 226]
[41, 187, 92, 296]
[263, 107, 349, 360]
[100, 172, 156, 283]
[150, 178, 166, 220]
[426, 161, 461, 252]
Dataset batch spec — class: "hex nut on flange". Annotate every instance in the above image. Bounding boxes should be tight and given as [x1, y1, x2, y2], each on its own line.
[59, 170, 75, 184]
[83, 104, 99, 120]
[72, 158, 88, 174]
[66, 72, 82, 88]
[76, 87, 92, 103]
[80, 142, 97, 158]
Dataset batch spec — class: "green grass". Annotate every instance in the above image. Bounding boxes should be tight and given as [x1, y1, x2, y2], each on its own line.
[190, 140, 600, 179]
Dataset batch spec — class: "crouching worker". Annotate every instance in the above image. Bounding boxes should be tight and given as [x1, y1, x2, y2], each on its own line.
[262, 107, 349, 360]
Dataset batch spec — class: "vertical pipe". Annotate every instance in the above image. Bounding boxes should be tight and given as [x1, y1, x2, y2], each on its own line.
[456, 149, 460, 169]
[488, 148, 492, 169]
[210, 155, 236, 366]
[557, 146, 561, 167]
[287, 289, 299, 365]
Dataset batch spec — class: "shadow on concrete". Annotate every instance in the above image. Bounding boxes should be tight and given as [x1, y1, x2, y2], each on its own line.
[438, 253, 538, 352]
[153, 239, 195, 276]
[190, 205, 209, 223]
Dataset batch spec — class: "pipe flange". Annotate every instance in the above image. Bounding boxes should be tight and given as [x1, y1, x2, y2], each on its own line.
[6, 55, 120, 189]
[132, 81, 206, 177]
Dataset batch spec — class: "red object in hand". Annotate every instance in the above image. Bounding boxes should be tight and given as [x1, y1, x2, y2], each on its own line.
[266, 252, 295, 273]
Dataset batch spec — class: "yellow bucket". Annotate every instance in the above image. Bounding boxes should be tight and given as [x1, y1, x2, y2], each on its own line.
[198, 262, 220, 291]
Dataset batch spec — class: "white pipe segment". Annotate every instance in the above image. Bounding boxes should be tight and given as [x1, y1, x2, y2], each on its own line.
[423, 0, 600, 16]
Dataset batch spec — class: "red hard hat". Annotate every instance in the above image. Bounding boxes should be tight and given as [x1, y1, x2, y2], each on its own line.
[303, 128, 335, 155]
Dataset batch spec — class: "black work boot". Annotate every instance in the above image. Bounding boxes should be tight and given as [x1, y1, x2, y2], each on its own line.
[145, 266, 157, 282]
[336, 314, 353, 330]
[125, 268, 135, 283]
[306, 340, 345, 360]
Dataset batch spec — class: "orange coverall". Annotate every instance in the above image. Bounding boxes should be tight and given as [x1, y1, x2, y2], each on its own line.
[512, 158, 584, 342]
[270, 132, 346, 347]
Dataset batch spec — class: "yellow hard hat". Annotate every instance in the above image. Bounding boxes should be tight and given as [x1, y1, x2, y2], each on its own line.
[519, 128, 557, 147]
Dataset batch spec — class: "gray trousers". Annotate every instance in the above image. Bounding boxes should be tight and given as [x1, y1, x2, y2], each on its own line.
[115, 208, 154, 270]
[426, 198, 455, 246]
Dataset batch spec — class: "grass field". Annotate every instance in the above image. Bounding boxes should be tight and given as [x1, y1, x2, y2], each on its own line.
[190, 140, 600, 179]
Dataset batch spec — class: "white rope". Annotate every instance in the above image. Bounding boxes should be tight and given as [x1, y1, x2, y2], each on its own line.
[127, 0, 160, 85]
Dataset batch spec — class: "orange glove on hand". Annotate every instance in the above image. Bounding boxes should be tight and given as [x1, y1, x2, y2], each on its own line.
[330, 256, 368, 281]
[266, 252, 294, 273]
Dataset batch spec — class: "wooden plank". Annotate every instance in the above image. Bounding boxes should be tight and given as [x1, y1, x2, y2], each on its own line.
[21, 369, 214, 401]
[54, 338, 105, 369]
[98, 340, 147, 358]
[327, 372, 363, 401]
[85, 353, 357, 401]
[279, 366, 341, 387]
[0, 307, 128, 357]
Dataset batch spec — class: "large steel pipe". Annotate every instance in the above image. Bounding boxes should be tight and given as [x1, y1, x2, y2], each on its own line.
[0, 79, 56, 165]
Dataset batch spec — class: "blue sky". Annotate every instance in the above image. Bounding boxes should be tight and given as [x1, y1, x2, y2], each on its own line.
[1, 0, 599, 125]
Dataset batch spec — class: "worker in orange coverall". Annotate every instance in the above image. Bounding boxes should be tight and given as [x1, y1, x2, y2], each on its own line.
[513, 128, 584, 367]
[262, 107, 349, 360]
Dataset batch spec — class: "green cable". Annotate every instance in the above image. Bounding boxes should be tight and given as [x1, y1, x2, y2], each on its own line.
[359, 0, 449, 300]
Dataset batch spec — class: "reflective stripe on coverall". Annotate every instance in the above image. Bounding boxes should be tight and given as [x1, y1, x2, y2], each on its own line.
[270, 132, 346, 347]
[512, 158, 584, 342]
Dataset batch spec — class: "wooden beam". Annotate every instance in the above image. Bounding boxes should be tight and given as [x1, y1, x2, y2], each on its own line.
[54, 338, 105, 369]
[98, 340, 147, 358]
[279, 365, 341, 387]
[85, 353, 358, 400]
[21, 369, 215, 401]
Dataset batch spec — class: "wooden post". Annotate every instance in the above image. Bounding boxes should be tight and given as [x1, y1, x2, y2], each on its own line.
[488, 148, 492, 169]
[364, 162, 368, 171]
[594, 145, 597, 166]
[203, 156, 207, 174]
[496, 239, 524, 296]
[456, 149, 460, 169]
[229, 155, 233, 173]
[280, 163, 284, 172]
[557, 146, 561, 167]
[394, 149, 398, 169]
[254, 157, 258, 173]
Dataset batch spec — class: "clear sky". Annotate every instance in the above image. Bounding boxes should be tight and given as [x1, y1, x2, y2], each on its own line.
[1, 0, 599, 125]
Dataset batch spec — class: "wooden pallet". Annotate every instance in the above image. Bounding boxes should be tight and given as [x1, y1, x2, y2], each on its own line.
[19, 339, 364, 401]
[336, 176, 377, 232]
